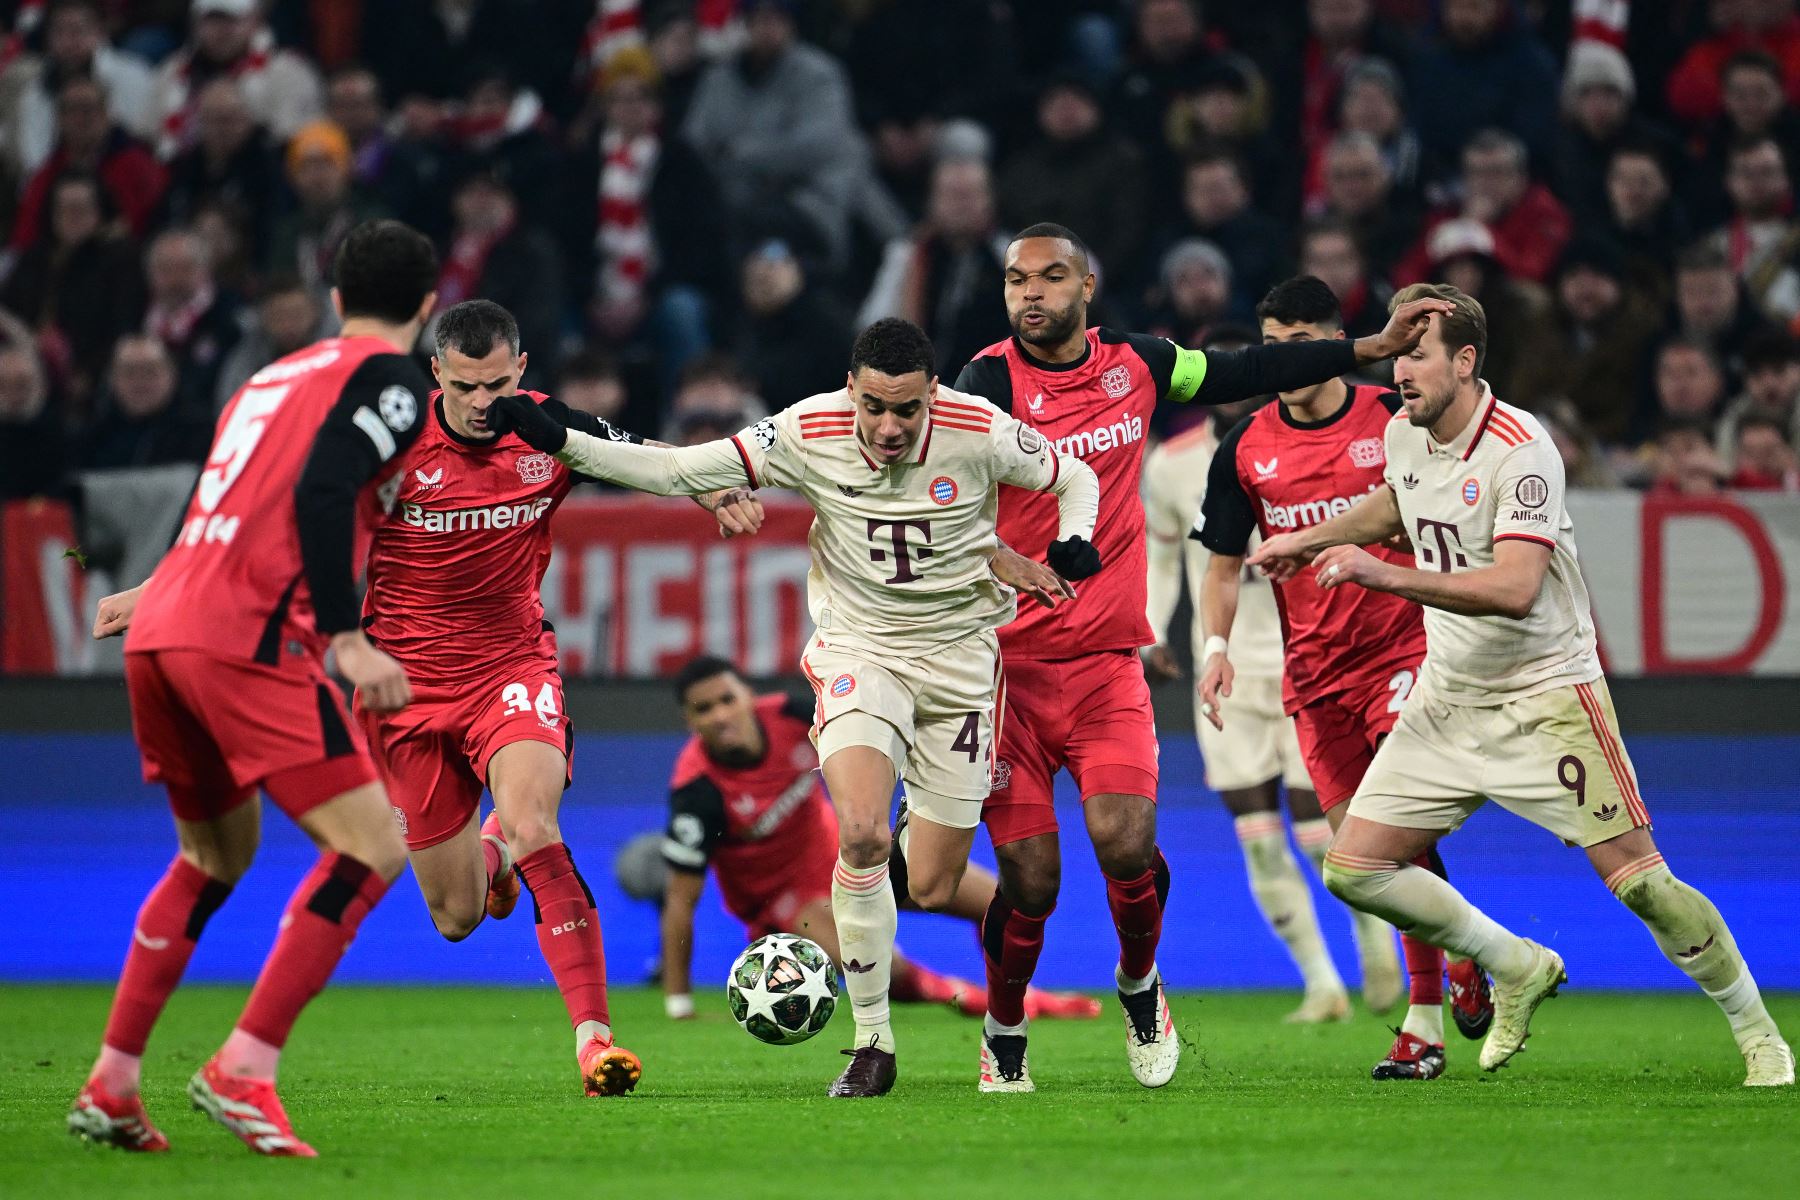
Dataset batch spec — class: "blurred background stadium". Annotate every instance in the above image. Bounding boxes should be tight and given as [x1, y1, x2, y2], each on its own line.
[1, 0, 1797, 996]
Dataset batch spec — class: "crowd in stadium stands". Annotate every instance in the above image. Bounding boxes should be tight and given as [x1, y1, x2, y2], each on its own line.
[6, 0, 1800, 514]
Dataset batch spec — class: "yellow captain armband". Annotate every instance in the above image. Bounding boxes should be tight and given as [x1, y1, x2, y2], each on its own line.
[1168, 345, 1209, 402]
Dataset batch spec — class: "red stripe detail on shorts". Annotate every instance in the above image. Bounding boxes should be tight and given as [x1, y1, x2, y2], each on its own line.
[1575, 683, 1646, 826]
[800, 648, 828, 741]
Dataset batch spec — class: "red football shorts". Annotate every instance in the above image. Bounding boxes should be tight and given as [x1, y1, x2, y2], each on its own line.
[125, 648, 376, 822]
[361, 660, 572, 850]
[1293, 669, 1417, 811]
[983, 650, 1159, 848]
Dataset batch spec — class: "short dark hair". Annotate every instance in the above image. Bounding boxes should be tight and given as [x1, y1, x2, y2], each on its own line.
[1009, 221, 1091, 272]
[1743, 328, 1800, 372]
[1256, 275, 1344, 331]
[1722, 47, 1784, 85]
[334, 219, 437, 323]
[434, 299, 520, 358]
[673, 654, 741, 702]
[850, 317, 936, 378]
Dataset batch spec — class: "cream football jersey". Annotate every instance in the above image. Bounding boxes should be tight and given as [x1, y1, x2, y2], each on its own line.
[554, 386, 1098, 656]
[1381, 384, 1601, 704]
[1142, 425, 1284, 679]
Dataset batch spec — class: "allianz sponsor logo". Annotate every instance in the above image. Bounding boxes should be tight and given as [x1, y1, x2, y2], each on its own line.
[745, 771, 817, 841]
[1052, 412, 1144, 459]
[1260, 482, 1382, 530]
[401, 496, 553, 533]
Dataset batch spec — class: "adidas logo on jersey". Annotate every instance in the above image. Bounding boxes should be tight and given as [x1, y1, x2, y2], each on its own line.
[1053, 412, 1143, 459]
[1260, 483, 1383, 531]
[1402, 473, 1419, 489]
[400, 496, 553, 533]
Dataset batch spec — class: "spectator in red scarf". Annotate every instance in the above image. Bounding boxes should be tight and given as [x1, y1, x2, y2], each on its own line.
[1667, 0, 1800, 127]
[1284, 0, 1417, 214]
[1690, 51, 1800, 225]
[437, 166, 563, 385]
[1728, 411, 1800, 487]
[1395, 127, 1572, 286]
[0, 0, 156, 178]
[11, 74, 165, 248]
[1702, 135, 1800, 321]
[1298, 218, 1392, 339]
[153, 77, 283, 261]
[141, 226, 243, 421]
[149, 0, 322, 157]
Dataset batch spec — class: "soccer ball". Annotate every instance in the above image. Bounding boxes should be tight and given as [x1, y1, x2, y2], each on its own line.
[726, 933, 838, 1045]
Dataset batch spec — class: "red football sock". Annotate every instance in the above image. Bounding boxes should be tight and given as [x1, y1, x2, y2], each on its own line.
[1105, 849, 1170, 983]
[1403, 852, 1445, 1007]
[235, 853, 388, 1050]
[482, 836, 503, 887]
[517, 843, 609, 1029]
[982, 894, 1050, 1028]
[102, 856, 232, 1057]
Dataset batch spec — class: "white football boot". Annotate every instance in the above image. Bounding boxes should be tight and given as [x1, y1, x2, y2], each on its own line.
[1118, 967, 1179, 1088]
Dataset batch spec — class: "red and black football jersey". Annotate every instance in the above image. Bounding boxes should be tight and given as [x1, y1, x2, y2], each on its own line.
[1196, 384, 1427, 712]
[662, 693, 837, 923]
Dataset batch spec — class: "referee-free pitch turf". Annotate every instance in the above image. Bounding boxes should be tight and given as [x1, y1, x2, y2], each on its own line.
[5, 986, 1795, 1199]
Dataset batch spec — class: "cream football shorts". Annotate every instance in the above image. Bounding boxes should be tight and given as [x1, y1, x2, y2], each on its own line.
[799, 628, 1001, 830]
[1348, 675, 1651, 848]
[1196, 673, 1313, 793]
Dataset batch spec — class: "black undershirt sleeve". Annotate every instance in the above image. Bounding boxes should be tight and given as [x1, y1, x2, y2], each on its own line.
[1195, 415, 1258, 557]
[1122, 331, 1178, 399]
[535, 395, 646, 483]
[293, 353, 432, 637]
[663, 776, 729, 872]
[952, 355, 1015, 413]
[1191, 340, 1360, 407]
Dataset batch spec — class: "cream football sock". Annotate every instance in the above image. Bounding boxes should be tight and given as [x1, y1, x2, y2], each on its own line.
[1234, 814, 1343, 995]
[832, 857, 897, 1053]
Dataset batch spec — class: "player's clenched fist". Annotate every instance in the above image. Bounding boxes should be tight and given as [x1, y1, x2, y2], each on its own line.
[92, 583, 145, 639]
[1047, 535, 1102, 581]
[485, 393, 567, 453]
[332, 631, 413, 713]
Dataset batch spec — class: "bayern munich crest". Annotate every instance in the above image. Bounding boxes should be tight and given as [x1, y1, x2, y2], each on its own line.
[929, 476, 958, 505]
[516, 452, 556, 485]
[830, 673, 856, 698]
[1347, 437, 1384, 468]
[1101, 364, 1133, 398]
[1462, 478, 1481, 505]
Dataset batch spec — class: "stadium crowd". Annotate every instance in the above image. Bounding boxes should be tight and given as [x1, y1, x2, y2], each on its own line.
[5, 0, 1800, 511]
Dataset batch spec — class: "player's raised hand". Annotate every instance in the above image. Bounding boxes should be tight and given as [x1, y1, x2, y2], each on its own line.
[1312, 544, 1392, 592]
[332, 631, 413, 713]
[1197, 650, 1234, 732]
[990, 544, 1076, 608]
[486, 393, 567, 453]
[1245, 531, 1315, 582]
[1141, 643, 1180, 684]
[710, 488, 765, 539]
[92, 583, 145, 639]
[1356, 297, 1457, 363]
[1047, 535, 1103, 581]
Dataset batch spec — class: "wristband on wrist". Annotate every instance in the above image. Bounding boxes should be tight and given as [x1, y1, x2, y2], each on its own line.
[1202, 635, 1230, 662]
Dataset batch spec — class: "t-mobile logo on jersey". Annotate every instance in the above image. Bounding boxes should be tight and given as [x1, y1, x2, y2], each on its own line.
[1413, 517, 1468, 571]
[1053, 412, 1143, 459]
[868, 518, 932, 583]
[1259, 483, 1382, 531]
[400, 496, 553, 533]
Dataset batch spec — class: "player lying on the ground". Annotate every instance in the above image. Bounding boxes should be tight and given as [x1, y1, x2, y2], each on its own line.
[1143, 368, 1404, 1028]
[1195, 277, 1494, 1080]
[658, 655, 1100, 1021]
[71, 221, 442, 1156]
[943, 222, 1450, 1093]
[488, 316, 1100, 1097]
[352, 299, 757, 1098]
[1249, 285, 1793, 1087]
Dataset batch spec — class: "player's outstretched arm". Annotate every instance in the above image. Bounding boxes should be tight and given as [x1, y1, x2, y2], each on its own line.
[1196, 552, 1244, 731]
[1247, 484, 1404, 581]
[492, 393, 760, 496]
[1313, 538, 1551, 619]
[660, 867, 706, 1019]
[1158, 297, 1455, 407]
[92, 583, 146, 638]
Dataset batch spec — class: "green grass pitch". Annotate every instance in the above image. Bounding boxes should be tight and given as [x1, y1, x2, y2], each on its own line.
[5, 985, 1796, 1199]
